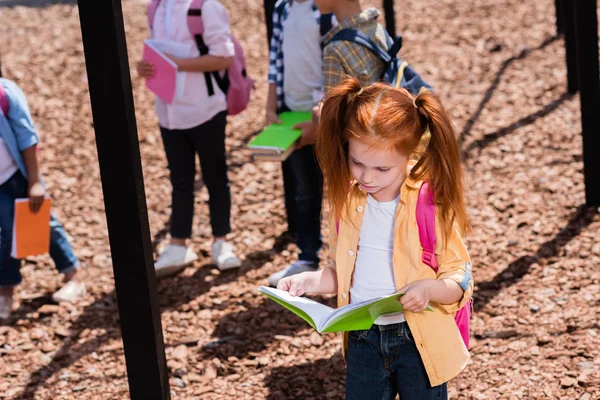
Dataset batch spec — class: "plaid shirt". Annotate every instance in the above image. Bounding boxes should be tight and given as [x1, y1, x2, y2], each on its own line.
[322, 8, 389, 93]
[267, 0, 335, 110]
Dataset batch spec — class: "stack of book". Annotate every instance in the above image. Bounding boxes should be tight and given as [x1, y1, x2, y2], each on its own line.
[248, 111, 311, 161]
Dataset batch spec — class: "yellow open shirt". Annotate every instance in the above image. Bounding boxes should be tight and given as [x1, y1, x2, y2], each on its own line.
[330, 177, 474, 387]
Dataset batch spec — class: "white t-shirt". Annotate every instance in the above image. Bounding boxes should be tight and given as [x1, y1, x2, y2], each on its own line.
[350, 194, 405, 325]
[281, 0, 324, 111]
[0, 136, 18, 185]
[152, 0, 235, 130]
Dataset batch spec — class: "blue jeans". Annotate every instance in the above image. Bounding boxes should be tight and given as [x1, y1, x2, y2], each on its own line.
[286, 145, 323, 264]
[0, 172, 79, 287]
[346, 322, 448, 400]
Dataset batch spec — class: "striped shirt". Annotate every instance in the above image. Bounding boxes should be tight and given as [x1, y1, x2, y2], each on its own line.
[322, 8, 389, 93]
[267, 0, 335, 110]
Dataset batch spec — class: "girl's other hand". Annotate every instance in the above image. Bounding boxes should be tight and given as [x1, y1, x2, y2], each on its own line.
[136, 60, 155, 78]
[28, 182, 45, 213]
[397, 280, 433, 313]
[277, 273, 309, 297]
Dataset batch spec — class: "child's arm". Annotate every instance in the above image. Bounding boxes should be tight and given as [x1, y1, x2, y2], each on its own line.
[3, 79, 43, 212]
[169, 55, 232, 73]
[265, 4, 283, 125]
[265, 83, 281, 125]
[277, 262, 338, 297]
[398, 279, 463, 313]
[399, 223, 473, 313]
[279, 213, 340, 296]
[21, 145, 45, 213]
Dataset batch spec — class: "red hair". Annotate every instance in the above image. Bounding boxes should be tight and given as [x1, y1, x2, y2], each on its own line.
[315, 77, 470, 243]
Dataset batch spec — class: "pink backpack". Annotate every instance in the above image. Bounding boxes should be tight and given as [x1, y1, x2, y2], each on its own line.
[336, 182, 472, 348]
[147, 0, 253, 115]
[416, 182, 471, 348]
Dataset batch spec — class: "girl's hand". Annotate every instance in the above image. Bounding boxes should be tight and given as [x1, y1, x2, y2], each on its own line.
[293, 121, 317, 149]
[28, 181, 45, 213]
[277, 273, 310, 297]
[136, 60, 155, 78]
[266, 110, 282, 126]
[398, 280, 433, 313]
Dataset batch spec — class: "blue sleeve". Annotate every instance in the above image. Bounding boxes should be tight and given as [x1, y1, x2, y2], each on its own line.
[4, 80, 39, 151]
[268, 1, 285, 83]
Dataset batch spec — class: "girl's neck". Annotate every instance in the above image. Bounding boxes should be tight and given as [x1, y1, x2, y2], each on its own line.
[371, 176, 406, 203]
[333, 2, 363, 23]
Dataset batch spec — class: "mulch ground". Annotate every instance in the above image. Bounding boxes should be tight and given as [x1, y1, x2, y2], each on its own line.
[0, 0, 598, 398]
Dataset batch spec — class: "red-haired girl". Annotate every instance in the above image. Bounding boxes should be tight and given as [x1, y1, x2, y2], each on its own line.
[278, 78, 474, 399]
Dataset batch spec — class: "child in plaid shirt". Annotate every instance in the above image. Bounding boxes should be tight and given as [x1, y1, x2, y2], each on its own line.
[293, 0, 389, 146]
[265, 0, 335, 287]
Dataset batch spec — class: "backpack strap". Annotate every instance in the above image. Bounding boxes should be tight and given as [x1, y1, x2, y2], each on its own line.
[0, 83, 9, 116]
[326, 28, 391, 63]
[416, 182, 438, 271]
[147, 0, 160, 32]
[319, 13, 333, 37]
[387, 35, 403, 58]
[186, 0, 218, 97]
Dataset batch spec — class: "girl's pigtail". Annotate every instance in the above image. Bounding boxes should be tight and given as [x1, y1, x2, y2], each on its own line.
[315, 77, 363, 222]
[411, 91, 471, 242]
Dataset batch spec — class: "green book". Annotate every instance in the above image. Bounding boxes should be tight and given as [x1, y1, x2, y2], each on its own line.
[248, 112, 311, 158]
[259, 286, 433, 333]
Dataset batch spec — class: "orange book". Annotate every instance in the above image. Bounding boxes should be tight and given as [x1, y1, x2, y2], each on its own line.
[11, 198, 51, 259]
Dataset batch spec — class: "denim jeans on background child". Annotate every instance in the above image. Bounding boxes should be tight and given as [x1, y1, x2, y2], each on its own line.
[286, 144, 323, 264]
[0, 171, 79, 287]
[278, 105, 323, 265]
[346, 322, 449, 400]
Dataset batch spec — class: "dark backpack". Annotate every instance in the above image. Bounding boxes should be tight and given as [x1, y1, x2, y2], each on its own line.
[325, 29, 431, 95]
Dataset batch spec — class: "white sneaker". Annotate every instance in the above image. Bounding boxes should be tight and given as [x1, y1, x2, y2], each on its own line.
[52, 280, 87, 303]
[211, 240, 241, 271]
[154, 244, 198, 279]
[268, 260, 318, 287]
[0, 293, 13, 319]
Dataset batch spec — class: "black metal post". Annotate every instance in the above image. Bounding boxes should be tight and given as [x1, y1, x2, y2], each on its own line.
[555, 0, 564, 34]
[563, 0, 579, 93]
[382, 0, 396, 38]
[574, 0, 600, 206]
[264, 0, 277, 44]
[76, 0, 170, 398]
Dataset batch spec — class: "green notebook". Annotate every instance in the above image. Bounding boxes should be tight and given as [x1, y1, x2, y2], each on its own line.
[248, 112, 312, 154]
[259, 286, 433, 333]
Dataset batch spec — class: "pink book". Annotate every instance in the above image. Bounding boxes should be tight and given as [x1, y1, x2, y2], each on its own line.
[143, 40, 177, 104]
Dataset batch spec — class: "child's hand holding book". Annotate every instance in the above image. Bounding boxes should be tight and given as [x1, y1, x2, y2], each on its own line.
[265, 109, 282, 125]
[28, 181, 45, 213]
[277, 272, 313, 297]
[136, 60, 155, 79]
